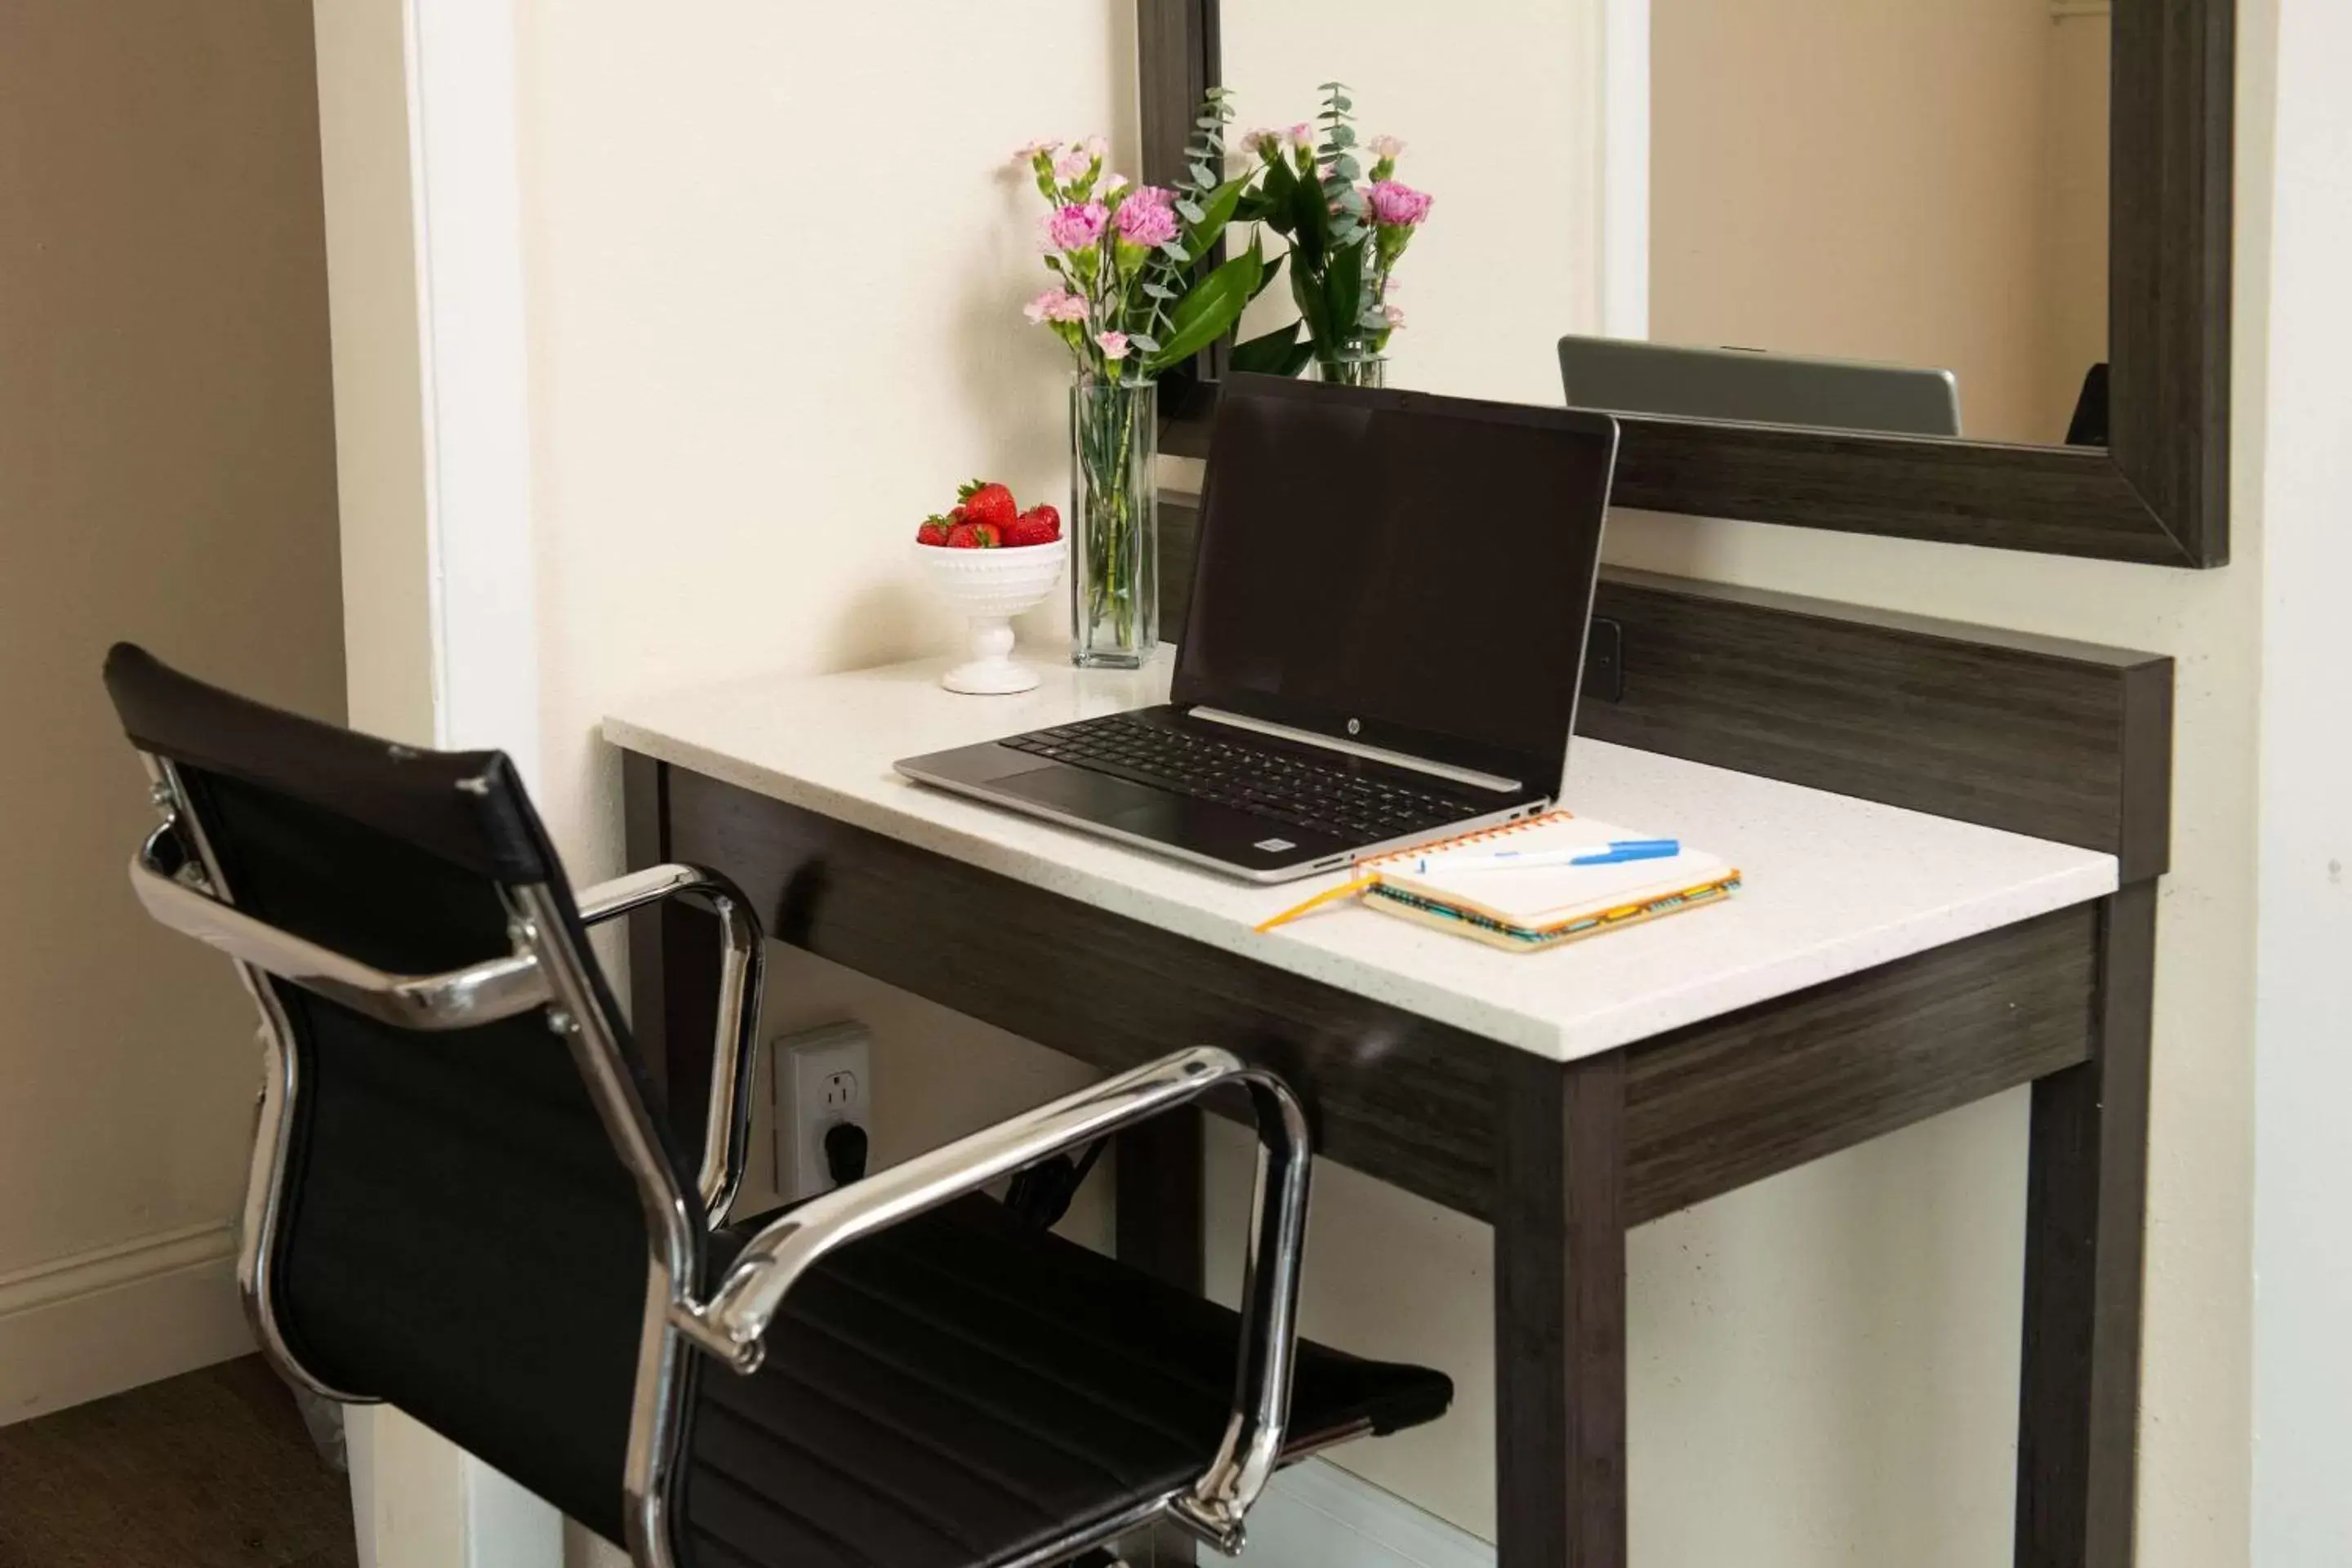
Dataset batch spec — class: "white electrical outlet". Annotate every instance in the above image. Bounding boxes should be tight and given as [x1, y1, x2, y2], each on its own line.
[773, 1022, 872, 1201]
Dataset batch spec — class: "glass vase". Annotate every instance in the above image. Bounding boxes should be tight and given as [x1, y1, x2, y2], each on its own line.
[1314, 352, 1388, 389]
[1069, 376, 1159, 668]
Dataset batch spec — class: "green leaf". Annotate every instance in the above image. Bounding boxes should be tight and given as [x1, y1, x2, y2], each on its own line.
[1190, 161, 1217, 187]
[1250, 249, 1286, 301]
[1289, 259, 1331, 353]
[1231, 321, 1303, 375]
[1141, 281, 1177, 301]
[1158, 241, 1191, 263]
[1276, 338, 1318, 377]
[1331, 154, 1361, 180]
[1183, 174, 1249, 258]
[1325, 238, 1364, 347]
[1327, 125, 1357, 148]
[1174, 198, 1205, 223]
[1129, 333, 1162, 354]
[1145, 241, 1265, 374]
[1283, 161, 1329, 272]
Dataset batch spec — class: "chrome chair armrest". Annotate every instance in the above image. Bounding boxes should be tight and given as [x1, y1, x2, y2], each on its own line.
[670, 1045, 1311, 1552]
[128, 829, 551, 1031]
[573, 864, 766, 1223]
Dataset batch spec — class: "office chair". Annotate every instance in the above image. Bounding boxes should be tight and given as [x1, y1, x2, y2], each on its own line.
[105, 645, 1451, 1568]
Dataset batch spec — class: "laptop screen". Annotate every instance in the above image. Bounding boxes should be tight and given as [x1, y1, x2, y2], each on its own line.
[1172, 375, 1617, 791]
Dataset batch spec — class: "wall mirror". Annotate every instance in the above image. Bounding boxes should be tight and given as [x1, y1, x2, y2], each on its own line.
[1140, 0, 2233, 567]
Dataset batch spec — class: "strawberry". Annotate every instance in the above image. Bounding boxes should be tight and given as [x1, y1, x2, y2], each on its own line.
[973, 521, 1003, 547]
[956, 479, 1018, 530]
[944, 521, 984, 549]
[1004, 507, 1061, 548]
[915, 514, 952, 546]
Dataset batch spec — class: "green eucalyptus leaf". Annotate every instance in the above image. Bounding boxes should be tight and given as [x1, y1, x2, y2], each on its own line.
[1141, 281, 1177, 300]
[1190, 161, 1217, 186]
[1159, 241, 1191, 263]
[1129, 333, 1161, 354]
[1174, 198, 1205, 223]
[1333, 154, 1361, 180]
[1327, 125, 1357, 148]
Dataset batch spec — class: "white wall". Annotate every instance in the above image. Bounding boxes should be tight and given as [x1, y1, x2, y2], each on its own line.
[509, 4, 1136, 1562]
[2249, 0, 2352, 1557]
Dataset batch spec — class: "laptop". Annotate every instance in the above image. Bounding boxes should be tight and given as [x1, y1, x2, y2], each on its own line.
[1557, 335, 1962, 438]
[894, 374, 1620, 884]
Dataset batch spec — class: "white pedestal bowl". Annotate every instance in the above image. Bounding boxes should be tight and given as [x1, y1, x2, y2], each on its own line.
[913, 537, 1067, 695]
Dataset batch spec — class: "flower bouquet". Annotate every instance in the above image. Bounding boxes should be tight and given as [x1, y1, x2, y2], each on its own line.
[1017, 96, 1265, 666]
[1232, 84, 1432, 386]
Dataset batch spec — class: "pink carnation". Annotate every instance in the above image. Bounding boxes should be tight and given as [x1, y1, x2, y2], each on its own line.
[1024, 288, 1089, 326]
[1096, 331, 1130, 361]
[1054, 149, 1093, 180]
[1044, 201, 1109, 252]
[1369, 134, 1407, 161]
[1365, 179, 1433, 227]
[1114, 186, 1179, 247]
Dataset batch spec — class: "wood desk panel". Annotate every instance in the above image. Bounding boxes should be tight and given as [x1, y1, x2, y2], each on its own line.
[637, 757, 2100, 1230]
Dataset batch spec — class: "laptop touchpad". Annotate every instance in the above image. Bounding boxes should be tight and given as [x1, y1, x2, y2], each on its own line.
[995, 764, 1178, 835]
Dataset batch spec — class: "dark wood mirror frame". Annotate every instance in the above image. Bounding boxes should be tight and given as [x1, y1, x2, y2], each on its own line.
[1141, 0, 2234, 568]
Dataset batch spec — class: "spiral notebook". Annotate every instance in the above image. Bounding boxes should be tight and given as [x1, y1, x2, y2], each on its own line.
[1256, 810, 1742, 951]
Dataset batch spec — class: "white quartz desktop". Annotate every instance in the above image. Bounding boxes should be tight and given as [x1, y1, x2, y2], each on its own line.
[604, 649, 2118, 1062]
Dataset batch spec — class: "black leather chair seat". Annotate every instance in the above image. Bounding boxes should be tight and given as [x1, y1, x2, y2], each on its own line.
[684, 1192, 1452, 1568]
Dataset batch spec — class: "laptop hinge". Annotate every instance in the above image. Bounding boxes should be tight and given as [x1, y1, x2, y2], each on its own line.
[1187, 707, 1526, 793]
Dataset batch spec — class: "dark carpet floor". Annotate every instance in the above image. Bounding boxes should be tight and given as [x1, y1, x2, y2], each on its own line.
[0, 1355, 357, 1568]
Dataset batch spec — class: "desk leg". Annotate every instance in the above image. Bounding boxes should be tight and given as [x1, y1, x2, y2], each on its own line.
[1494, 1051, 1628, 1568]
[2016, 880, 2155, 1568]
[622, 753, 720, 1168]
[1116, 1109, 1205, 1295]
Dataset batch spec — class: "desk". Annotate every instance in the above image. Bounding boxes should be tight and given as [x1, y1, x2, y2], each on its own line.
[608, 579, 2167, 1568]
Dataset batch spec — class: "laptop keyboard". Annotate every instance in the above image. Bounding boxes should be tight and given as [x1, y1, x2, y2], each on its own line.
[1000, 712, 1490, 844]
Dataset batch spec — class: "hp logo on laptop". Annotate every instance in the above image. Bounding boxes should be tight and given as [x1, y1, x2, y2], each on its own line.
[1347, 718, 1361, 735]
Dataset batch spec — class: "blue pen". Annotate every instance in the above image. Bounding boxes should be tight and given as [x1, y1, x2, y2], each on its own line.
[1410, 839, 1681, 874]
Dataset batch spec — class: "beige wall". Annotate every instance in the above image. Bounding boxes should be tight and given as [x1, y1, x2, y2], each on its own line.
[0, 0, 344, 1419]
[1651, 0, 2106, 445]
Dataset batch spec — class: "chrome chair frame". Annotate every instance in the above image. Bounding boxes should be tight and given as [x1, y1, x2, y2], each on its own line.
[132, 756, 1314, 1566]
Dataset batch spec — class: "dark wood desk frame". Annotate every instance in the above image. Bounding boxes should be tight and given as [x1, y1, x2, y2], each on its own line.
[620, 569, 2169, 1568]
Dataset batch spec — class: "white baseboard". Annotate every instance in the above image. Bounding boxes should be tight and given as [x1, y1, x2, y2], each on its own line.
[0, 1221, 253, 1425]
[1231, 1459, 1494, 1568]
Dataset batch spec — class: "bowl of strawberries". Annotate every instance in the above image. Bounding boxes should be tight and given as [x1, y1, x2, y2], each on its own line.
[912, 479, 1066, 695]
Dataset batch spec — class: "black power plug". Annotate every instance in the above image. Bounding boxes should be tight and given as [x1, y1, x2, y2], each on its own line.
[822, 1121, 869, 1187]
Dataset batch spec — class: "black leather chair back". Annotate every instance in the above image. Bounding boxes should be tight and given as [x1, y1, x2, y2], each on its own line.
[105, 644, 697, 1544]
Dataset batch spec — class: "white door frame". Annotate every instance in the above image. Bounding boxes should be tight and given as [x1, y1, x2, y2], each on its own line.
[318, 0, 555, 1563]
